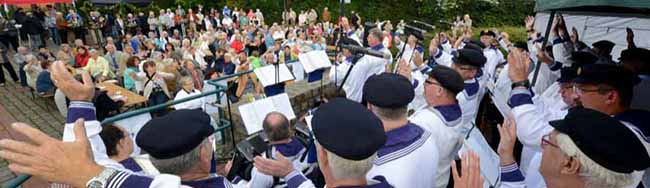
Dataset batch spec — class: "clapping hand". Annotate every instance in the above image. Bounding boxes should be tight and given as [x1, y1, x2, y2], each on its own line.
[50, 61, 95, 102]
[0, 119, 103, 188]
[452, 151, 484, 188]
[497, 117, 517, 165]
[507, 49, 531, 84]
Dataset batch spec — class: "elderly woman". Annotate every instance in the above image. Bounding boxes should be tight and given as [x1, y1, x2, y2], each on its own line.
[56, 44, 75, 66]
[178, 59, 203, 90]
[84, 49, 114, 80]
[173, 76, 204, 110]
[22, 54, 42, 89]
[137, 61, 174, 116]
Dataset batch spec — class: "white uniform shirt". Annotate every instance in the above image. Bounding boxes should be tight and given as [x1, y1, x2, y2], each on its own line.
[343, 45, 391, 102]
[366, 123, 439, 188]
[409, 105, 464, 188]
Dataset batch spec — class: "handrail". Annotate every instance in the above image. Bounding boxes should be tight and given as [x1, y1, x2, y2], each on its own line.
[3, 59, 311, 187]
[2, 81, 234, 188]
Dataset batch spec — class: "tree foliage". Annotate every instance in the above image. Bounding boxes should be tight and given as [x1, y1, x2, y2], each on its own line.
[72, 0, 534, 28]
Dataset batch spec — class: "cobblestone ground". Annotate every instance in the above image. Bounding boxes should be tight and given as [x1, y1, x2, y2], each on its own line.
[0, 74, 65, 185]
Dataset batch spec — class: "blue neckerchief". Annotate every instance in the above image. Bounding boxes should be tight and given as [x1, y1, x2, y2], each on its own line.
[370, 44, 385, 51]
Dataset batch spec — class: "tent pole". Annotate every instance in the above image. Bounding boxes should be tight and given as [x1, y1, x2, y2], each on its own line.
[531, 11, 556, 87]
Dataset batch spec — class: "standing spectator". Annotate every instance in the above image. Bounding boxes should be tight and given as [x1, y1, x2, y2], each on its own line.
[138, 60, 174, 116]
[123, 56, 140, 92]
[23, 12, 44, 49]
[0, 47, 18, 87]
[88, 11, 103, 46]
[289, 8, 296, 25]
[66, 9, 84, 42]
[56, 12, 69, 44]
[45, 10, 60, 45]
[14, 46, 30, 87]
[0, 16, 19, 52]
[137, 12, 149, 34]
[74, 46, 90, 67]
[114, 14, 125, 38]
[322, 7, 331, 22]
[148, 11, 158, 35]
[255, 9, 264, 26]
[36, 61, 55, 94]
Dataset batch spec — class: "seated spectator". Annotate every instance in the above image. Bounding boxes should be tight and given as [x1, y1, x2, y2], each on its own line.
[173, 76, 204, 110]
[36, 61, 56, 94]
[23, 55, 42, 89]
[37, 46, 55, 61]
[74, 46, 90, 67]
[84, 49, 115, 81]
[56, 44, 75, 66]
[179, 59, 204, 90]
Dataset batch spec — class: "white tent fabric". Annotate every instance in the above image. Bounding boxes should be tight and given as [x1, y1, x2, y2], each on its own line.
[534, 12, 650, 60]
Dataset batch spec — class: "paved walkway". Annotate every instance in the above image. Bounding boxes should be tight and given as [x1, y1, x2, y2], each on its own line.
[0, 76, 64, 186]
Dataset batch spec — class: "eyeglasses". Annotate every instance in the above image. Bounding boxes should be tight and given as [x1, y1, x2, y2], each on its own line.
[572, 85, 613, 95]
[425, 79, 441, 86]
[541, 134, 559, 148]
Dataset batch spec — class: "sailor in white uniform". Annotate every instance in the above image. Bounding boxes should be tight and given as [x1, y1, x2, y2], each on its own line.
[405, 65, 466, 188]
[362, 73, 439, 188]
[253, 98, 394, 188]
[342, 28, 392, 102]
[329, 38, 359, 87]
[448, 48, 487, 133]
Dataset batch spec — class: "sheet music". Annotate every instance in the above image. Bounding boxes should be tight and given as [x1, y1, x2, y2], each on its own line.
[238, 104, 263, 134]
[254, 64, 295, 87]
[298, 51, 332, 73]
[460, 128, 501, 186]
[487, 82, 513, 118]
[238, 93, 297, 134]
[271, 93, 296, 120]
[114, 113, 152, 156]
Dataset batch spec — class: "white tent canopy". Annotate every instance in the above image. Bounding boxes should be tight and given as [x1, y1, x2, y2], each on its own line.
[534, 12, 650, 60]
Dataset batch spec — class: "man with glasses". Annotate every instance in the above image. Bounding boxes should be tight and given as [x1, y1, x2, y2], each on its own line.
[501, 107, 650, 188]
[405, 65, 465, 187]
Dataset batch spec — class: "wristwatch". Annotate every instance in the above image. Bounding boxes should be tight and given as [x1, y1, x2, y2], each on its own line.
[86, 168, 117, 188]
[511, 80, 531, 89]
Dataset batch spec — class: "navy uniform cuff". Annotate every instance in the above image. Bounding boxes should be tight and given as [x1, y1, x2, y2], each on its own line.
[434, 49, 443, 58]
[549, 61, 563, 71]
[552, 37, 565, 45]
[106, 171, 154, 188]
[501, 163, 525, 182]
[67, 101, 97, 123]
[508, 88, 533, 108]
[285, 170, 308, 188]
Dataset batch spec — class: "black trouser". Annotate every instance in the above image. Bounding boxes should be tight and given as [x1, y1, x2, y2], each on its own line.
[0, 35, 19, 52]
[0, 62, 19, 84]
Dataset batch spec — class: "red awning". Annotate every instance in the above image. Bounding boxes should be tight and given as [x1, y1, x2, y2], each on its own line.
[2, 0, 72, 5]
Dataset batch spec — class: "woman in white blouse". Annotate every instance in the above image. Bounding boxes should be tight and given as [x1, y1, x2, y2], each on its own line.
[173, 76, 204, 110]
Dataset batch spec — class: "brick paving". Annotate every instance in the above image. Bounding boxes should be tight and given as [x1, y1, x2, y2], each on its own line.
[0, 72, 64, 186]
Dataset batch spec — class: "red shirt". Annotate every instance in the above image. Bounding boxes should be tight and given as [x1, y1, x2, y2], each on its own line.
[231, 40, 244, 54]
[75, 54, 90, 67]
